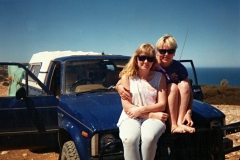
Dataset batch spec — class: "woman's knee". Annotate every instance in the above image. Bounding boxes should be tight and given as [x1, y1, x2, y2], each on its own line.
[141, 134, 156, 145]
[178, 81, 190, 93]
[167, 83, 179, 95]
[119, 119, 141, 146]
[178, 81, 189, 89]
[121, 134, 140, 147]
[141, 120, 166, 143]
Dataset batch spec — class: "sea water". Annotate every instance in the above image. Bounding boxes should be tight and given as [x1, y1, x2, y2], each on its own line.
[187, 67, 240, 87]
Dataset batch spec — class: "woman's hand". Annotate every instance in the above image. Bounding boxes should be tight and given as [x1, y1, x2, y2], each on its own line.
[117, 84, 131, 101]
[149, 112, 168, 122]
[126, 107, 143, 119]
[182, 112, 194, 126]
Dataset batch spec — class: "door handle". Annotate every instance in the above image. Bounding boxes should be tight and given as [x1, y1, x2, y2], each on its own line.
[58, 112, 64, 117]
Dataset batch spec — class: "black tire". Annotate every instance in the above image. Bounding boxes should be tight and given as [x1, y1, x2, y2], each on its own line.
[61, 141, 80, 160]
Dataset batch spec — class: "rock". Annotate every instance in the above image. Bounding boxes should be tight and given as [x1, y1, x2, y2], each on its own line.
[1, 151, 9, 155]
[23, 153, 28, 156]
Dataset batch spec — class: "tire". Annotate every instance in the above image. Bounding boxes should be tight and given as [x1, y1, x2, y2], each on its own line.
[61, 141, 80, 160]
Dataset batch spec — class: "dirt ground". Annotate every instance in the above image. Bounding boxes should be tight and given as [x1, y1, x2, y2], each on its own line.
[214, 105, 240, 160]
[0, 105, 239, 160]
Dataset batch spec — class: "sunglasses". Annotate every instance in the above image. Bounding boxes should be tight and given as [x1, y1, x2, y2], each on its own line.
[158, 49, 175, 55]
[137, 56, 155, 62]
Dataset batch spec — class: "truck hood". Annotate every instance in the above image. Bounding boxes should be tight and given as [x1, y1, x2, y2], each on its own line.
[59, 92, 122, 131]
[192, 100, 225, 118]
[192, 100, 225, 126]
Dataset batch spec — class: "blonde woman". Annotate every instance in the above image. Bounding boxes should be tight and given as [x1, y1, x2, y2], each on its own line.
[117, 43, 167, 160]
[155, 34, 195, 133]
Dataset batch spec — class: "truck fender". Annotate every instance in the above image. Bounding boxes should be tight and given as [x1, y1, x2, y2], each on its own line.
[59, 118, 91, 158]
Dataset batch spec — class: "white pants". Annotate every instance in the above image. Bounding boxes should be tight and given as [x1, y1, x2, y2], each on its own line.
[119, 118, 166, 160]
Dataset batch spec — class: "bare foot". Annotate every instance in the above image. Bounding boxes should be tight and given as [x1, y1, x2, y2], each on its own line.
[171, 125, 186, 133]
[178, 124, 195, 133]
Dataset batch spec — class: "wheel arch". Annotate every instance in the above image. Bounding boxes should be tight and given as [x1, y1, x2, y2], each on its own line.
[58, 124, 91, 159]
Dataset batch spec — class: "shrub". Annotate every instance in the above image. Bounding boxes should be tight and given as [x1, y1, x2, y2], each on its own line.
[201, 85, 240, 105]
[220, 79, 228, 86]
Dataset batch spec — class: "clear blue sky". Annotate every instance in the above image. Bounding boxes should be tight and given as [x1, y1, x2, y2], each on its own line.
[0, 0, 239, 67]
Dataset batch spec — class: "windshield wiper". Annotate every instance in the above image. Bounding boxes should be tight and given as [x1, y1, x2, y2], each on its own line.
[76, 86, 115, 96]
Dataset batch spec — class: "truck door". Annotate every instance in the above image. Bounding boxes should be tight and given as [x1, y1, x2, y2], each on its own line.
[0, 62, 59, 150]
[180, 60, 203, 101]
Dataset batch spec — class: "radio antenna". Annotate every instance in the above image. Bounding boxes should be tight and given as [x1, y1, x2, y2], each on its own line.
[179, 29, 189, 61]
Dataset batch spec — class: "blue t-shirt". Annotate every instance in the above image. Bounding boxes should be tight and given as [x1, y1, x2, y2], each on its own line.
[156, 60, 188, 84]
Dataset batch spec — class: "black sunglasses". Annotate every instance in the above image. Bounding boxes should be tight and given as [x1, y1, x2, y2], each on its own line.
[137, 56, 155, 62]
[158, 49, 175, 55]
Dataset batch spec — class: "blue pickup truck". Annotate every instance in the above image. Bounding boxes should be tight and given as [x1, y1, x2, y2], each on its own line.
[0, 51, 239, 160]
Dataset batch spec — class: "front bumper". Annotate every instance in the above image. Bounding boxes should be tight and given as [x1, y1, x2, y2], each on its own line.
[154, 122, 240, 160]
[222, 122, 240, 154]
[94, 139, 123, 160]
[96, 122, 240, 160]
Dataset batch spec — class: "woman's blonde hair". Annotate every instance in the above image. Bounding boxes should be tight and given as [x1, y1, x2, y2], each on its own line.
[119, 43, 157, 78]
[156, 34, 178, 49]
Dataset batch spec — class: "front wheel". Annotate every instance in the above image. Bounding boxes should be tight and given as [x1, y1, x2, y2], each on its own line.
[61, 141, 80, 160]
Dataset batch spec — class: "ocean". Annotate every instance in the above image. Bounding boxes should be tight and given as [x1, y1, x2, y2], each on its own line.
[187, 67, 240, 87]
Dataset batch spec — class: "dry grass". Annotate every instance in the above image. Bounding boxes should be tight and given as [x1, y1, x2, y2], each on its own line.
[201, 86, 240, 159]
[201, 85, 240, 105]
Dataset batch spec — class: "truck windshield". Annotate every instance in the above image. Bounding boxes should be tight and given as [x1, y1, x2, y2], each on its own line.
[64, 58, 129, 94]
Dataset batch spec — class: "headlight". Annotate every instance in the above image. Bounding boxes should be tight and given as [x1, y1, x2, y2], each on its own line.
[222, 118, 226, 126]
[91, 133, 117, 156]
[222, 118, 226, 136]
[210, 118, 226, 127]
[210, 120, 222, 127]
[210, 119, 226, 136]
[91, 134, 99, 156]
[100, 134, 117, 152]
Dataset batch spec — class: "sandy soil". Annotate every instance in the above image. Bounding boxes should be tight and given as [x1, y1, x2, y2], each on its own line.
[213, 105, 240, 160]
[0, 83, 239, 159]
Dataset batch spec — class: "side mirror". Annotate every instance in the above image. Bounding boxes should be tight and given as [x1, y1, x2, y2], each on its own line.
[16, 87, 26, 100]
